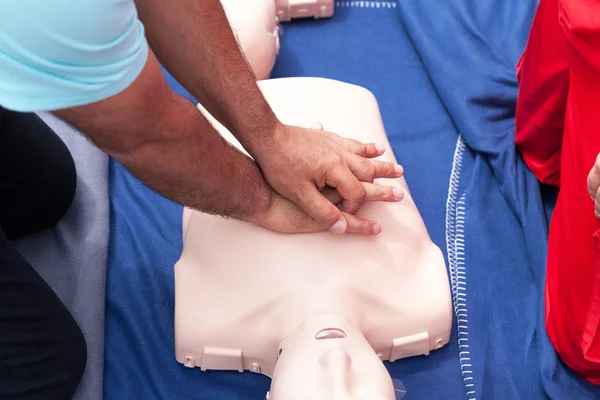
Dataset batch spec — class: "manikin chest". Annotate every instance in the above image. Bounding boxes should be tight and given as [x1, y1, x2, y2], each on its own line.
[173, 77, 452, 379]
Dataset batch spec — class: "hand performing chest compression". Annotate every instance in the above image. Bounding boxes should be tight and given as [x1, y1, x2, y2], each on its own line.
[246, 122, 404, 235]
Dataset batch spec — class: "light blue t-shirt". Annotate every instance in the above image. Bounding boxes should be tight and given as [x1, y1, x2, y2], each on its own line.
[0, 0, 149, 112]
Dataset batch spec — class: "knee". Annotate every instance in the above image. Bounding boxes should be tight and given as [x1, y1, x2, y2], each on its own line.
[0, 312, 87, 399]
[7, 123, 77, 239]
[43, 135, 77, 228]
[69, 322, 88, 390]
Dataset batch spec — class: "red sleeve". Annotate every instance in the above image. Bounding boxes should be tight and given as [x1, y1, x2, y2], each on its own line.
[515, 0, 570, 188]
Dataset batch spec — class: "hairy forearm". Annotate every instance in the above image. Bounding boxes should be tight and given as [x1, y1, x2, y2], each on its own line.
[54, 54, 272, 220]
[135, 0, 279, 151]
[108, 97, 272, 219]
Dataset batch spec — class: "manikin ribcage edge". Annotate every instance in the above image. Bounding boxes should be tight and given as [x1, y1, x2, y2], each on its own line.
[173, 77, 453, 378]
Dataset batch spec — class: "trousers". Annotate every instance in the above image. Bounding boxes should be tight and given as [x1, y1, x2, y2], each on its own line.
[0, 106, 86, 399]
[516, 0, 600, 384]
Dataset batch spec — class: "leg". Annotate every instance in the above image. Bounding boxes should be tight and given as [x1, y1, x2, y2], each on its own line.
[0, 107, 77, 238]
[0, 231, 87, 399]
[0, 107, 86, 398]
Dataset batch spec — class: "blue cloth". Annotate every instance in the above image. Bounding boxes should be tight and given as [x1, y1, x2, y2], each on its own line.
[104, 2, 464, 399]
[396, 0, 600, 398]
[0, 0, 147, 112]
[104, 0, 600, 398]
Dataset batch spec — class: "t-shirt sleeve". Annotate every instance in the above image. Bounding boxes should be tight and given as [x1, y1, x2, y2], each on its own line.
[0, 0, 149, 112]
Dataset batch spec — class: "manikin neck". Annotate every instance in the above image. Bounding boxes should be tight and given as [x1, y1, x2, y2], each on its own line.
[279, 312, 351, 348]
[268, 313, 401, 400]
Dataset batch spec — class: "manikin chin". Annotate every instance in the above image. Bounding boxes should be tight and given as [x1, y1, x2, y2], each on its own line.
[173, 77, 453, 400]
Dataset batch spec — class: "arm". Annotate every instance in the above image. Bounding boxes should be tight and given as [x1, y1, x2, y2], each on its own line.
[134, 0, 404, 233]
[55, 51, 399, 234]
[134, 0, 277, 154]
[54, 51, 272, 220]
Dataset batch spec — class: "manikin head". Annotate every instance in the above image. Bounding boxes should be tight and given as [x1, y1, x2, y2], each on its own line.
[267, 313, 406, 400]
[220, 0, 280, 80]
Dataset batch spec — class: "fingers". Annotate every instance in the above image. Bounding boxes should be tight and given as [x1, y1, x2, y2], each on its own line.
[321, 186, 343, 204]
[309, 121, 385, 159]
[326, 166, 367, 214]
[338, 137, 385, 158]
[371, 159, 404, 178]
[320, 182, 403, 236]
[303, 121, 401, 227]
[347, 154, 403, 182]
[310, 121, 401, 182]
[595, 184, 600, 219]
[587, 154, 600, 219]
[363, 182, 404, 202]
[341, 212, 382, 235]
[322, 182, 403, 204]
[588, 153, 600, 200]
[291, 183, 347, 233]
[283, 195, 386, 236]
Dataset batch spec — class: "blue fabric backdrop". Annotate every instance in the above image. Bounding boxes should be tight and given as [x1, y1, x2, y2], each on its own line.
[104, 1, 600, 398]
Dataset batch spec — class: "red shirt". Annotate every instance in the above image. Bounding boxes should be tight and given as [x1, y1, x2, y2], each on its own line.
[516, 0, 600, 383]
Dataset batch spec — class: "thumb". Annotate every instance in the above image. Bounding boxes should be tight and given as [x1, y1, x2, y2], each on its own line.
[290, 183, 347, 234]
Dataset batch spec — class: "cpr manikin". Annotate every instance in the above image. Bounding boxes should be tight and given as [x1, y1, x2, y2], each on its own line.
[173, 77, 453, 399]
[274, 0, 334, 22]
[219, 0, 334, 81]
[220, 0, 281, 80]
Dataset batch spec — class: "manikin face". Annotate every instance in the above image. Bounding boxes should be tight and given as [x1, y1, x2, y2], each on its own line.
[267, 314, 404, 400]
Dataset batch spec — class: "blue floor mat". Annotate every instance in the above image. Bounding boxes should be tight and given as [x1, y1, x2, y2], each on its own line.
[102, 1, 579, 399]
[396, 0, 600, 398]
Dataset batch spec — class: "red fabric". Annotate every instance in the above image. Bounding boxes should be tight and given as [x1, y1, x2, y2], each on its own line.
[516, 0, 600, 384]
[515, 0, 569, 188]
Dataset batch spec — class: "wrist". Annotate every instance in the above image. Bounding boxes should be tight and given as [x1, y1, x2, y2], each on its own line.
[227, 103, 283, 155]
[241, 182, 276, 227]
[239, 120, 288, 163]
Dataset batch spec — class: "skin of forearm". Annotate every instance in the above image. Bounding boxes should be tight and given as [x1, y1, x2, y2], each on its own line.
[54, 53, 273, 220]
[110, 97, 273, 219]
[135, 0, 280, 154]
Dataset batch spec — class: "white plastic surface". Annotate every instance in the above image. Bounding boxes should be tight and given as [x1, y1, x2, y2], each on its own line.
[173, 77, 452, 395]
[275, 0, 335, 21]
[221, 0, 280, 80]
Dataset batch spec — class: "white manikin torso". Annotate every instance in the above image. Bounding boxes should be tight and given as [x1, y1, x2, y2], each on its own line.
[174, 78, 453, 380]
